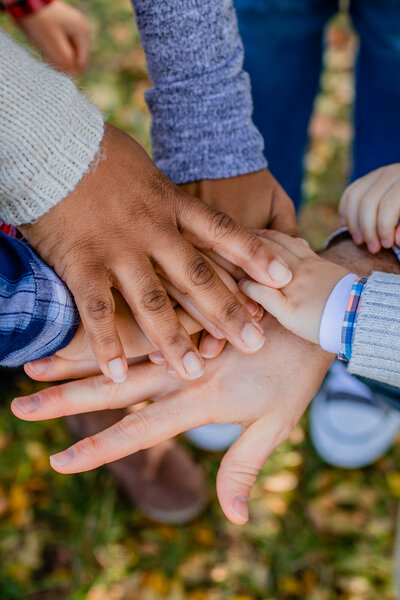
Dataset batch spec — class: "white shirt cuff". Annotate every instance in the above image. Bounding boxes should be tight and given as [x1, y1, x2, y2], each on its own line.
[319, 273, 358, 354]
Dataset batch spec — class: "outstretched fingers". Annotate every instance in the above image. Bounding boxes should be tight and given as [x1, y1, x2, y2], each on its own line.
[48, 389, 206, 473]
[12, 361, 172, 421]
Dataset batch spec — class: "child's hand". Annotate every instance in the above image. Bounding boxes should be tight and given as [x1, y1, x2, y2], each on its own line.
[17, 0, 91, 77]
[339, 164, 400, 253]
[239, 231, 350, 345]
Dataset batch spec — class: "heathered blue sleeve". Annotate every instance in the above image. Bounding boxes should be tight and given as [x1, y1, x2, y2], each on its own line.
[0, 231, 79, 367]
[131, 0, 267, 183]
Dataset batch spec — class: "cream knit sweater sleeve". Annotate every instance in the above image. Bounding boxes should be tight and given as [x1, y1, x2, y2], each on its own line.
[0, 30, 104, 225]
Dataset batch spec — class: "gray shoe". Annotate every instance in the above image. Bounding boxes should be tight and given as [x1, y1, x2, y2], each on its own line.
[310, 361, 400, 468]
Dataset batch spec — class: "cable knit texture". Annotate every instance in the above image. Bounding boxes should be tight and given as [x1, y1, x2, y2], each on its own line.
[0, 29, 104, 226]
[131, 0, 267, 183]
[348, 271, 400, 388]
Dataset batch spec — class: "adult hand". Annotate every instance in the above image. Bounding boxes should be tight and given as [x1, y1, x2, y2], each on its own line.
[20, 125, 291, 383]
[13, 316, 333, 525]
[24, 254, 261, 380]
[17, 0, 91, 77]
[180, 169, 298, 233]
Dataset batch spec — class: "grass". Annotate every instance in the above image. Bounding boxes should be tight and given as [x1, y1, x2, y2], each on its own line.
[0, 3, 399, 599]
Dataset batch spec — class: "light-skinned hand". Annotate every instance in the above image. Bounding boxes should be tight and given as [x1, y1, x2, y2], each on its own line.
[17, 0, 91, 77]
[12, 316, 333, 525]
[239, 231, 350, 345]
[339, 163, 400, 254]
[20, 125, 284, 383]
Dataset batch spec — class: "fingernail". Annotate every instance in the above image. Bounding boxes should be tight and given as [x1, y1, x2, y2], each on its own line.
[381, 238, 392, 249]
[353, 233, 362, 245]
[167, 368, 177, 375]
[296, 237, 310, 247]
[25, 357, 52, 375]
[241, 322, 265, 351]
[254, 304, 264, 320]
[257, 229, 268, 238]
[50, 447, 75, 467]
[340, 216, 346, 225]
[150, 351, 166, 364]
[244, 299, 260, 317]
[232, 495, 249, 523]
[13, 394, 41, 414]
[182, 352, 205, 379]
[200, 335, 221, 358]
[268, 260, 292, 285]
[108, 358, 126, 383]
[368, 241, 380, 254]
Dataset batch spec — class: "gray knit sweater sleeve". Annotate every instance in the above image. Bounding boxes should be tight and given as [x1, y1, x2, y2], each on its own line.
[0, 30, 104, 226]
[348, 272, 400, 388]
[131, 0, 267, 183]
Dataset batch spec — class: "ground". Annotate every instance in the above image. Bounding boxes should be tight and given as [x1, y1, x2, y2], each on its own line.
[0, 2, 399, 599]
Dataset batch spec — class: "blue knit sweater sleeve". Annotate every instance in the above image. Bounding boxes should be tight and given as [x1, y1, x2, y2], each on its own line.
[0, 231, 79, 367]
[131, 0, 267, 183]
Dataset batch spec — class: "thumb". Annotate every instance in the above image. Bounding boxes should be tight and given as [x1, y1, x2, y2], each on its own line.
[216, 421, 275, 525]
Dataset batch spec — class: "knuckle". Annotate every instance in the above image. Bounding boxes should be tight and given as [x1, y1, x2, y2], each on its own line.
[219, 459, 259, 487]
[165, 329, 186, 349]
[209, 210, 237, 239]
[93, 376, 123, 408]
[221, 299, 243, 323]
[140, 287, 169, 312]
[91, 331, 119, 350]
[186, 255, 215, 288]
[244, 236, 265, 262]
[115, 412, 149, 447]
[76, 435, 102, 458]
[86, 296, 114, 322]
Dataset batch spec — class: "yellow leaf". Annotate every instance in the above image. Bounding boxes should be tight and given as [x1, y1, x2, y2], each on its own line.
[387, 472, 400, 498]
[141, 571, 170, 595]
[192, 524, 216, 547]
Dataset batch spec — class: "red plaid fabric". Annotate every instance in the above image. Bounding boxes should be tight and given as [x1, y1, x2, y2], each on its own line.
[0, 220, 17, 237]
[0, 0, 54, 19]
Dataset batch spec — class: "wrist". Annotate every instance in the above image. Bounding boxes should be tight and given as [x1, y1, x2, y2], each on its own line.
[322, 238, 400, 275]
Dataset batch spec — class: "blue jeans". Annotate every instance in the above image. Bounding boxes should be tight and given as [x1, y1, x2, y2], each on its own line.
[235, 0, 400, 210]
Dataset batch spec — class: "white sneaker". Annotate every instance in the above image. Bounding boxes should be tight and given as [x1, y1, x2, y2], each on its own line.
[184, 424, 241, 451]
[310, 360, 400, 468]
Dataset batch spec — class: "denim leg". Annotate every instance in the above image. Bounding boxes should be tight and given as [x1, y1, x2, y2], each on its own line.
[234, 0, 338, 209]
[350, 0, 400, 181]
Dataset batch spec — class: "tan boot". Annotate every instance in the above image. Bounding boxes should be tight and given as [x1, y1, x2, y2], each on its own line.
[65, 409, 208, 524]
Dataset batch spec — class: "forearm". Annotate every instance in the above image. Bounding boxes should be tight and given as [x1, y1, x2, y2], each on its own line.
[131, 0, 266, 183]
[322, 239, 400, 387]
[0, 29, 104, 225]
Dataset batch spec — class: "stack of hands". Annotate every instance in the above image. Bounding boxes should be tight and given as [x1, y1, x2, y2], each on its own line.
[9, 124, 342, 525]
[10, 117, 400, 523]
[5, 0, 400, 528]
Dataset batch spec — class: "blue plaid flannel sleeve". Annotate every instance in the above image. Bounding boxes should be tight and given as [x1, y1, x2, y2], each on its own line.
[0, 231, 79, 367]
[338, 276, 368, 362]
